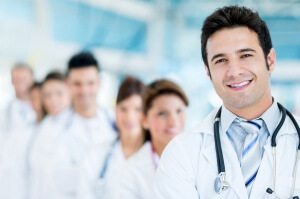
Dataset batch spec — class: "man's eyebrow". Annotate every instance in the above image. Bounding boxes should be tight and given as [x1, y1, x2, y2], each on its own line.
[236, 48, 256, 53]
[211, 53, 226, 62]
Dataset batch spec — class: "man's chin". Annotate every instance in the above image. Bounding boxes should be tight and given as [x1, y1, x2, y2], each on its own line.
[77, 101, 94, 108]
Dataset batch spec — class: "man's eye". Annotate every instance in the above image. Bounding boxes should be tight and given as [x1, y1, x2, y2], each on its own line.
[158, 111, 166, 116]
[241, 54, 252, 58]
[215, 59, 226, 64]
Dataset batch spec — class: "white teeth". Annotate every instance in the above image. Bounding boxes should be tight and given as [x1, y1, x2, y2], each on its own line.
[230, 81, 250, 88]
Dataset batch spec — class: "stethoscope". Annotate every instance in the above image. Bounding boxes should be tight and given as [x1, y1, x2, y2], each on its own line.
[98, 138, 119, 179]
[214, 102, 300, 199]
[94, 138, 118, 196]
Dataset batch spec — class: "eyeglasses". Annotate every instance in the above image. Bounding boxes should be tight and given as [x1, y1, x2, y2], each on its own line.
[265, 147, 300, 199]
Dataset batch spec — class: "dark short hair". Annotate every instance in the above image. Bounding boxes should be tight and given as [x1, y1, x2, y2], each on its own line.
[43, 71, 66, 84]
[116, 76, 145, 104]
[143, 79, 189, 115]
[201, 6, 272, 69]
[67, 52, 100, 75]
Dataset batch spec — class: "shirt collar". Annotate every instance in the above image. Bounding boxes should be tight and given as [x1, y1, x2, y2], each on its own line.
[220, 100, 281, 136]
[259, 100, 281, 137]
[220, 105, 237, 136]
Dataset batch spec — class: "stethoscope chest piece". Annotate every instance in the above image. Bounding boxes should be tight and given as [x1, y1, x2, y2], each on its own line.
[214, 172, 230, 194]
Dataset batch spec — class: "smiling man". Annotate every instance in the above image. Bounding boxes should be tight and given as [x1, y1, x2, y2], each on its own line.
[154, 6, 300, 199]
[29, 52, 117, 199]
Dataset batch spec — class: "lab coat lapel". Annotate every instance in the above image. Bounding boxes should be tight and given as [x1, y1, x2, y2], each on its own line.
[202, 140, 218, 171]
[249, 137, 273, 198]
[201, 112, 248, 198]
[250, 118, 298, 198]
[202, 133, 248, 198]
[198, 111, 218, 170]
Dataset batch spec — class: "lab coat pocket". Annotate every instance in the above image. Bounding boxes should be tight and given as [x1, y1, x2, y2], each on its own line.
[54, 166, 79, 195]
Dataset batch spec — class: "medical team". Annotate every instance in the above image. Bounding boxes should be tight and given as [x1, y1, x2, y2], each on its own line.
[0, 5, 300, 199]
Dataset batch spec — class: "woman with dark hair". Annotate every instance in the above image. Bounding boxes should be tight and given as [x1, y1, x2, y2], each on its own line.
[29, 71, 72, 199]
[116, 79, 189, 199]
[77, 76, 146, 199]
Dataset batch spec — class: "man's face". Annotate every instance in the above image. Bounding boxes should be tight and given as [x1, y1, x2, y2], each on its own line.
[67, 67, 100, 110]
[11, 68, 33, 99]
[205, 27, 276, 112]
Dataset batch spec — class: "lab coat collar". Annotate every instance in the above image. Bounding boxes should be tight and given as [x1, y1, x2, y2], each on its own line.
[190, 108, 218, 135]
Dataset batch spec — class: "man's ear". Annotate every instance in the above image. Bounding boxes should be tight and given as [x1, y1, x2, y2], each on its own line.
[205, 64, 212, 79]
[267, 48, 276, 74]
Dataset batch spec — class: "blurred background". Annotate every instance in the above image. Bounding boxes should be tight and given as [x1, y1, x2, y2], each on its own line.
[1, 0, 300, 128]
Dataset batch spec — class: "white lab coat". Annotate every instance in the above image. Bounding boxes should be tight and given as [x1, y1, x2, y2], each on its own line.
[29, 107, 117, 199]
[116, 141, 158, 199]
[29, 107, 73, 199]
[77, 141, 126, 199]
[0, 123, 36, 199]
[155, 108, 300, 199]
[2, 98, 36, 132]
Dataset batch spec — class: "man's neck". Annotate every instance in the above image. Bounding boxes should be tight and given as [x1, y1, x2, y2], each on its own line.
[226, 95, 273, 120]
[74, 104, 98, 118]
[16, 94, 29, 101]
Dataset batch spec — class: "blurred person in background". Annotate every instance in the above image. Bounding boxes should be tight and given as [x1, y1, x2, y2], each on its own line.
[29, 51, 117, 199]
[29, 71, 71, 199]
[116, 79, 189, 199]
[0, 68, 38, 199]
[41, 71, 71, 116]
[3, 63, 35, 131]
[77, 76, 146, 199]
[29, 82, 46, 124]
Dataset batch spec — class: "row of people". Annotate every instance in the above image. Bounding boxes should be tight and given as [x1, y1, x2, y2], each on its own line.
[0, 51, 189, 199]
[2, 5, 300, 199]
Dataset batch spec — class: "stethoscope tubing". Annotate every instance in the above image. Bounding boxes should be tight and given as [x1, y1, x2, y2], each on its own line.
[213, 102, 300, 195]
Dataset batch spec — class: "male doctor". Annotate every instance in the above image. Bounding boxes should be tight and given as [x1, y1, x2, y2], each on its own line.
[29, 52, 117, 199]
[155, 6, 300, 199]
[3, 63, 35, 131]
[0, 63, 35, 199]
